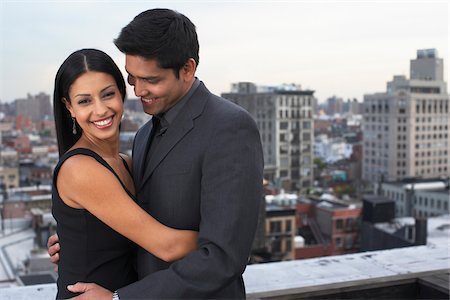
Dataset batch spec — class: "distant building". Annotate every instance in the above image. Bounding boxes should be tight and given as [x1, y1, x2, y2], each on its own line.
[295, 196, 362, 259]
[20, 162, 52, 186]
[266, 205, 296, 261]
[222, 82, 315, 192]
[325, 95, 344, 116]
[0, 147, 18, 167]
[265, 190, 298, 206]
[0, 166, 19, 189]
[375, 178, 449, 218]
[363, 49, 450, 182]
[343, 98, 364, 115]
[360, 195, 428, 251]
[14, 135, 31, 155]
[15, 93, 52, 122]
[2, 185, 52, 218]
[314, 134, 353, 163]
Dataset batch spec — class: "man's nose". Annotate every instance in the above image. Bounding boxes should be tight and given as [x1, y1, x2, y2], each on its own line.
[134, 80, 148, 97]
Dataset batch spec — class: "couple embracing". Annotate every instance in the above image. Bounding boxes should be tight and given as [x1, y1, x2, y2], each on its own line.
[49, 8, 263, 300]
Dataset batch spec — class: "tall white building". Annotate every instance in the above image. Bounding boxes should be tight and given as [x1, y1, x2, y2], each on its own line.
[363, 49, 450, 183]
[222, 82, 315, 192]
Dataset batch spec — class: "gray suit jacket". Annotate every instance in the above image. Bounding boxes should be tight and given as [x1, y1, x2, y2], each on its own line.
[118, 82, 264, 299]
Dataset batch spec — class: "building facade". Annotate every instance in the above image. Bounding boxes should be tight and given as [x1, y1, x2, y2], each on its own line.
[363, 49, 450, 182]
[265, 205, 296, 261]
[375, 179, 449, 218]
[222, 82, 314, 192]
[15, 92, 52, 122]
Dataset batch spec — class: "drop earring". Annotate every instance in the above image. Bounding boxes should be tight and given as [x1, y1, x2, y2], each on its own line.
[72, 117, 77, 135]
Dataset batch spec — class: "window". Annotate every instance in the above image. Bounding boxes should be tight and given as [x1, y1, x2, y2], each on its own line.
[271, 237, 281, 253]
[270, 221, 282, 233]
[345, 218, 354, 231]
[286, 239, 292, 252]
[345, 235, 353, 249]
[285, 220, 292, 233]
[336, 219, 344, 231]
[280, 122, 288, 130]
[302, 121, 311, 129]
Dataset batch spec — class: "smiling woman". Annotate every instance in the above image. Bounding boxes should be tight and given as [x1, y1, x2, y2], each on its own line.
[63, 71, 123, 143]
[50, 48, 198, 299]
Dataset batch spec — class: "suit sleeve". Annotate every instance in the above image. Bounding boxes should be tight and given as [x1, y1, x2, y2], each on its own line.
[118, 109, 264, 298]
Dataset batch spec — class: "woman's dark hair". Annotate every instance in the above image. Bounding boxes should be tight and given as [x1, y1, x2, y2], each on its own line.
[53, 48, 126, 156]
[114, 8, 199, 78]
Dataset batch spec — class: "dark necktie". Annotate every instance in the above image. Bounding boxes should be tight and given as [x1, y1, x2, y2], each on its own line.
[143, 115, 164, 174]
[148, 116, 161, 148]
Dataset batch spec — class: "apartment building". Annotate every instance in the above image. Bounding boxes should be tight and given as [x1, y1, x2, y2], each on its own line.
[266, 205, 296, 261]
[222, 82, 314, 192]
[15, 92, 52, 122]
[363, 49, 450, 182]
[375, 178, 449, 218]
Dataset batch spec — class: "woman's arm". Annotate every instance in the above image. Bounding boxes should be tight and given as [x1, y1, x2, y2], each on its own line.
[56, 155, 197, 262]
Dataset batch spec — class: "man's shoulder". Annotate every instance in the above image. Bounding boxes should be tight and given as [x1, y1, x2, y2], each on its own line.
[210, 94, 252, 119]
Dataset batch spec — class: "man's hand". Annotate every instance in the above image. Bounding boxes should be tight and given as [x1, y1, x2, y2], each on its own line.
[47, 233, 60, 272]
[68, 282, 113, 300]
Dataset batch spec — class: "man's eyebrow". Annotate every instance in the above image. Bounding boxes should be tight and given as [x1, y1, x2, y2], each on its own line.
[125, 70, 158, 80]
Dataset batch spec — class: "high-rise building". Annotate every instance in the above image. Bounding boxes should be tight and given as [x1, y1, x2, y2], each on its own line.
[222, 82, 314, 192]
[325, 95, 344, 116]
[362, 49, 450, 183]
[15, 92, 52, 122]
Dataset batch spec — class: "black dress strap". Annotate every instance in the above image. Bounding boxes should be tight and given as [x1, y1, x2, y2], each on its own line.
[120, 155, 133, 177]
[55, 148, 136, 200]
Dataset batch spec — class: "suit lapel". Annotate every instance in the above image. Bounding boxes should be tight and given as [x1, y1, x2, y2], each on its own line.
[137, 82, 210, 192]
[133, 122, 152, 188]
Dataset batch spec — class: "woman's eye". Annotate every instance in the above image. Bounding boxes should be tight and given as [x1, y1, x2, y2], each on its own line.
[78, 98, 90, 105]
[103, 91, 115, 98]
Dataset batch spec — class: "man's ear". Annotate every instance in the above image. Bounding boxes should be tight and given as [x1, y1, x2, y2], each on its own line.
[181, 58, 197, 81]
[62, 97, 75, 118]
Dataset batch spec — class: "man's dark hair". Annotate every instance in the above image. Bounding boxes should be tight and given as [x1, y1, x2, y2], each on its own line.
[114, 8, 199, 78]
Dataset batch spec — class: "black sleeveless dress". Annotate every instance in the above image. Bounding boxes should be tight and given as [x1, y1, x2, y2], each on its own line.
[52, 148, 137, 299]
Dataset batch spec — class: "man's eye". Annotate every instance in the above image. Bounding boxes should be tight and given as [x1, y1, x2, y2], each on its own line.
[127, 75, 135, 85]
[145, 78, 159, 84]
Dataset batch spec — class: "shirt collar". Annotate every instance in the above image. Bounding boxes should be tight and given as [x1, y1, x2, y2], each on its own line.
[163, 77, 200, 126]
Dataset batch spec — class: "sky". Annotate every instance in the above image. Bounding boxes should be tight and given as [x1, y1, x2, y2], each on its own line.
[0, 0, 449, 104]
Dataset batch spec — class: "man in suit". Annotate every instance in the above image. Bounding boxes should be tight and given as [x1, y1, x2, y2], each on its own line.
[51, 8, 264, 299]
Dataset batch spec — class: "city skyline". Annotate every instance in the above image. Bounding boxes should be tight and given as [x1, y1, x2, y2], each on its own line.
[0, 1, 449, 103]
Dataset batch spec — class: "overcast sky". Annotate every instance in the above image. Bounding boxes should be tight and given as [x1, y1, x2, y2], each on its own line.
[0, 0, 448, 103]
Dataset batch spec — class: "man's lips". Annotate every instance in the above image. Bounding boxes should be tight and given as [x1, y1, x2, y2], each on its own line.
[141, 97, 158, 104]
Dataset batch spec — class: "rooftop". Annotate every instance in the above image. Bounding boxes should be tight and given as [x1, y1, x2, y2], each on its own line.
[1, 244, 448, 299]
[1, 215, 448, 299]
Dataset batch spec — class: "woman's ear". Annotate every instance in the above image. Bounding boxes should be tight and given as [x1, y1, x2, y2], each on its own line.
[62, 97, 75, 118]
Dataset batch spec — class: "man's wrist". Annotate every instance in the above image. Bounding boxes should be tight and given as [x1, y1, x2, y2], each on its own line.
[112, 290, 120, 300]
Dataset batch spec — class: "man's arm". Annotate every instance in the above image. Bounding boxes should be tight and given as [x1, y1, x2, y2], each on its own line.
[118, 108, 264, 298]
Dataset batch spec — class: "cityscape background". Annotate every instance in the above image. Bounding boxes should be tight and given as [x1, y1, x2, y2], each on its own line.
[0, 1, 449, 299]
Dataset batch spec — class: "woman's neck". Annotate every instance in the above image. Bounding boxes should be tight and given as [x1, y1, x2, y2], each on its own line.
[75, 134, 121, 159]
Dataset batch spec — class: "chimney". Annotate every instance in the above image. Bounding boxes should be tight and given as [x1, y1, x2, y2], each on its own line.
[414, 217, 427, 245]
